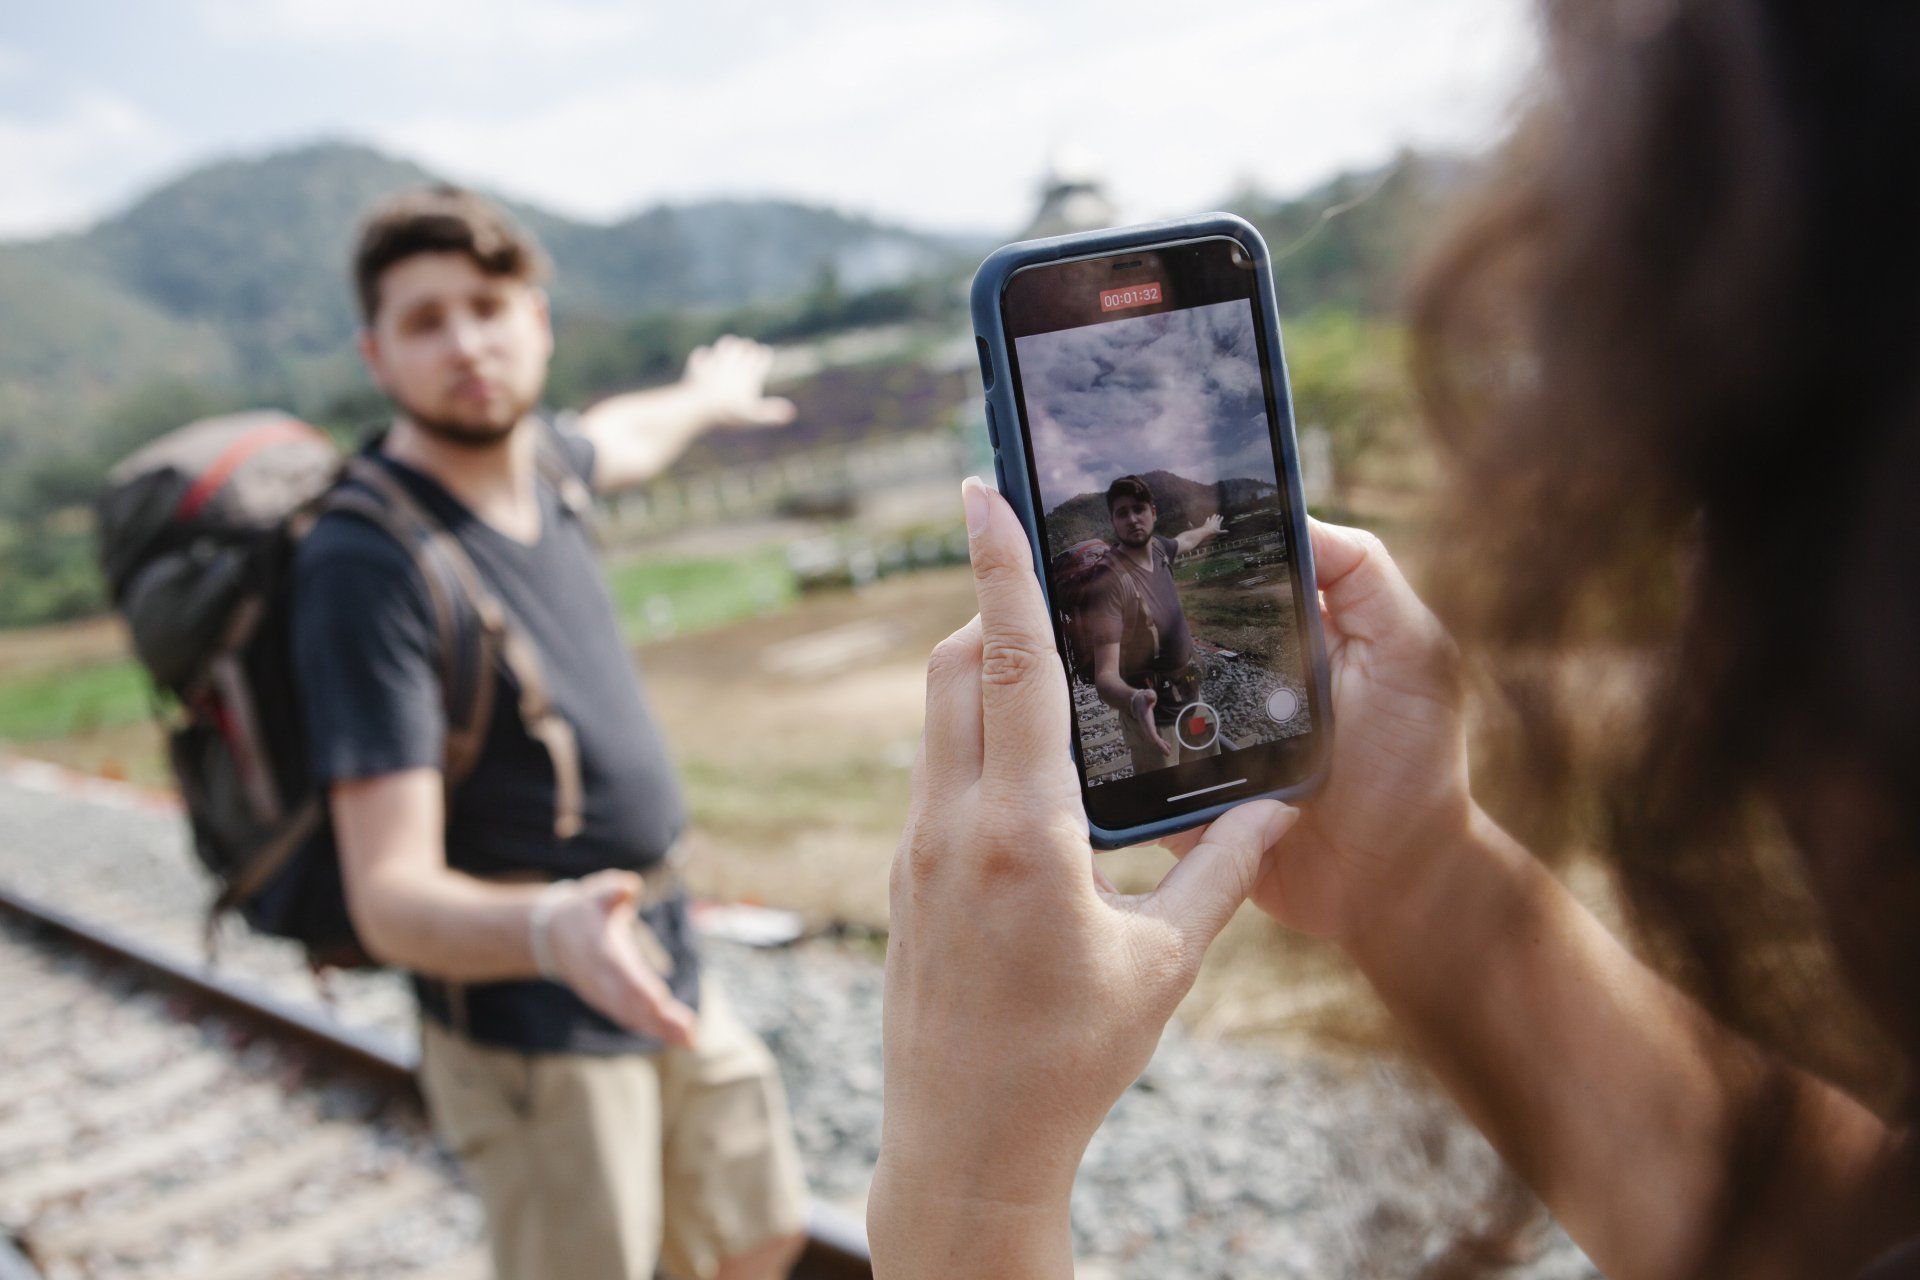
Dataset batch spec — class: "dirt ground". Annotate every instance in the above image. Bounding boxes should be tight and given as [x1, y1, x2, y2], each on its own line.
[0, 613, 135, 675]
[644, 567, 977, 924]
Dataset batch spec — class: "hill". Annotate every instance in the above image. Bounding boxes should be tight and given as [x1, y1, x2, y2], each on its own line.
[1247, 149, 1478, 316]
[1042, 470, 1281, 553]
[0, 141, 1471, 469]
[0, 140, 974, 459]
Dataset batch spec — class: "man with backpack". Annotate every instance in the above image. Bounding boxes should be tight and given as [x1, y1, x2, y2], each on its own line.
[291, 186, 808, 1280]
[1075, 474, 1225, 776]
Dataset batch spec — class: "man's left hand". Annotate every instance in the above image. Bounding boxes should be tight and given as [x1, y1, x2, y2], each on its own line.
[682, 335, 797, 429]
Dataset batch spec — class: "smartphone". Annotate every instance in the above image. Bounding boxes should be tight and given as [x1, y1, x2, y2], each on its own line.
[970, 214, 1332, 849]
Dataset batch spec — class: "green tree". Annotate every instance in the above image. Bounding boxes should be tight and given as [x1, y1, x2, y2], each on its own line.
[1281, 310, 1422, 498]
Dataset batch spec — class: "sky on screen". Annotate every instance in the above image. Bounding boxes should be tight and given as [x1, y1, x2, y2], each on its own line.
[1018, 300, 1277, 514]
[0, 0, 1533, 239]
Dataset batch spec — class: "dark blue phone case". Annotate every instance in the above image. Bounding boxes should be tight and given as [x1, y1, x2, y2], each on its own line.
[969, 213, 1333, 849]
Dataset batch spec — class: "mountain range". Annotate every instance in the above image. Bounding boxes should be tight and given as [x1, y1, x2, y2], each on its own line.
[0, 141, 976, 462]
[0, 139, 1474, 476]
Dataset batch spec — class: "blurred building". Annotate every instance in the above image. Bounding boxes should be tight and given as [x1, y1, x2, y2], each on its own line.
[1020, 148, 1117, 240]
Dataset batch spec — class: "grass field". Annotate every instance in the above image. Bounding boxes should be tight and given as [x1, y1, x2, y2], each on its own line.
[0, 656, 149, 743]
[604, 546, 797, 642]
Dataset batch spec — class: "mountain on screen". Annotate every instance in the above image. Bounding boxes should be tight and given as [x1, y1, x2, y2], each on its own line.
[1043, 471, 1281, 549]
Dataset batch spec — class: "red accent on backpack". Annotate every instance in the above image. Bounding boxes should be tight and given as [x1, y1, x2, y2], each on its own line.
[175, 417, 326, 522]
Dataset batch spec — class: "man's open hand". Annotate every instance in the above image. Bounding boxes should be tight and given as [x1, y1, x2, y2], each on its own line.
[1129, 687, 1169, 752]
[545, 869, 697, 1048]
[682, 335, 796, 429]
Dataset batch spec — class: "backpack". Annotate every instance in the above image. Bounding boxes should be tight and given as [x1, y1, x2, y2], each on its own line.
[1050, 538, 1153, 683]
[95, 410, 587, 969]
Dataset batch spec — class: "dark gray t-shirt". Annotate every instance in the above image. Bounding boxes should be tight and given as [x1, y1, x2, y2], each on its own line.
[1084, 534, 1196, 683]
[291, 430, 697, 1054]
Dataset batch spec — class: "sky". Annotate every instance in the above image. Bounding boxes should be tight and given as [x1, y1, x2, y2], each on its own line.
[1018, 300, 1276, 515]
[0, 0, 1535, 241]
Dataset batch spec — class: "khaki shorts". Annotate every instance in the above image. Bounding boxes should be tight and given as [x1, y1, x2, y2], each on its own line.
[418, 979, 808, 1280]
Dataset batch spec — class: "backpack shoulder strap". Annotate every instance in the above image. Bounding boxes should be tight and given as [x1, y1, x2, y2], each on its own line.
[1100, 547, 1158, 661]
[320, 458, 583, 839]
[317, 465, 495, 789]
[1097, 546, 1146, 613]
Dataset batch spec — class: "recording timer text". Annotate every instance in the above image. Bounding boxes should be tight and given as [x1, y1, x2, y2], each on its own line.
[1099, 282, 1163, 313]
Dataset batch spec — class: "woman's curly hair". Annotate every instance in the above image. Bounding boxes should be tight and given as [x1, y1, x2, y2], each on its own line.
[1412, 1, 1920, 1262]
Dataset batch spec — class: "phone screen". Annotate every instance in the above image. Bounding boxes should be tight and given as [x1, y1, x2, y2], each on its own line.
[1000, 236, 1322, 832]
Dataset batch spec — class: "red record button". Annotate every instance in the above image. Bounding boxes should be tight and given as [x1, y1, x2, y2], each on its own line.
[1174, 701, 1220, 751]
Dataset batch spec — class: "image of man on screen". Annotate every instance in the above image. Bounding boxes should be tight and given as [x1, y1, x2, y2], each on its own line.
[1083, 474, 1226, 773]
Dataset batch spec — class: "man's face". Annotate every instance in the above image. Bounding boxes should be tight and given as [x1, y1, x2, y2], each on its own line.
[358, 251, 552, 448]
[1109, 496, 1156, 547]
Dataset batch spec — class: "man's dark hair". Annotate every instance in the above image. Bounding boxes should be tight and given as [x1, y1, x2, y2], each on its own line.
[352, 184, 551, 324]
[1105, 475, 1155, 512]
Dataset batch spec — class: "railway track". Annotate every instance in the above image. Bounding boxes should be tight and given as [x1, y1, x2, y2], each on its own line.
[0, 883, 871, 1280]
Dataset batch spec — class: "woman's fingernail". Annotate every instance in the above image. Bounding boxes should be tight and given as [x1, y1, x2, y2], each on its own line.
[1262, 803, 1299, 847]
[962, 477, 989, 536]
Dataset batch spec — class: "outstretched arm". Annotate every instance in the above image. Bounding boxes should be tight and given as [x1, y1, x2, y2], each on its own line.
[1173, 513, 1225, 555]
[578, 335, 796, 492]
[1232, 520, 1910, 1279]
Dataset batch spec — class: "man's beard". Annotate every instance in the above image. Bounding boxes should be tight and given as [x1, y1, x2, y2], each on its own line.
[390, 384, 536, 451]
[1113, 524, 1154, 548]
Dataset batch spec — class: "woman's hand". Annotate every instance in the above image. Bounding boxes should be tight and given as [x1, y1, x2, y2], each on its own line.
[1233, 519, 1476, 954]
[869, 478, 1296, 1278]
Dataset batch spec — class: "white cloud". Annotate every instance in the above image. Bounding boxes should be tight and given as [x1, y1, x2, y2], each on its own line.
[1, 0, 1534, 237]
[192, 0, 655, 59]
[0, 82, 184, 238]
[377, 3, 1022, 225]
[1019, 300, 1279, 513]
[370, 0, 1534, 233]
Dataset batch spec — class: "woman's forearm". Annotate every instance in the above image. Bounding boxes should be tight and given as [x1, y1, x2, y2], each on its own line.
[868, 1166, 1073, 1280]
[1347, 806, 1894, 1279]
